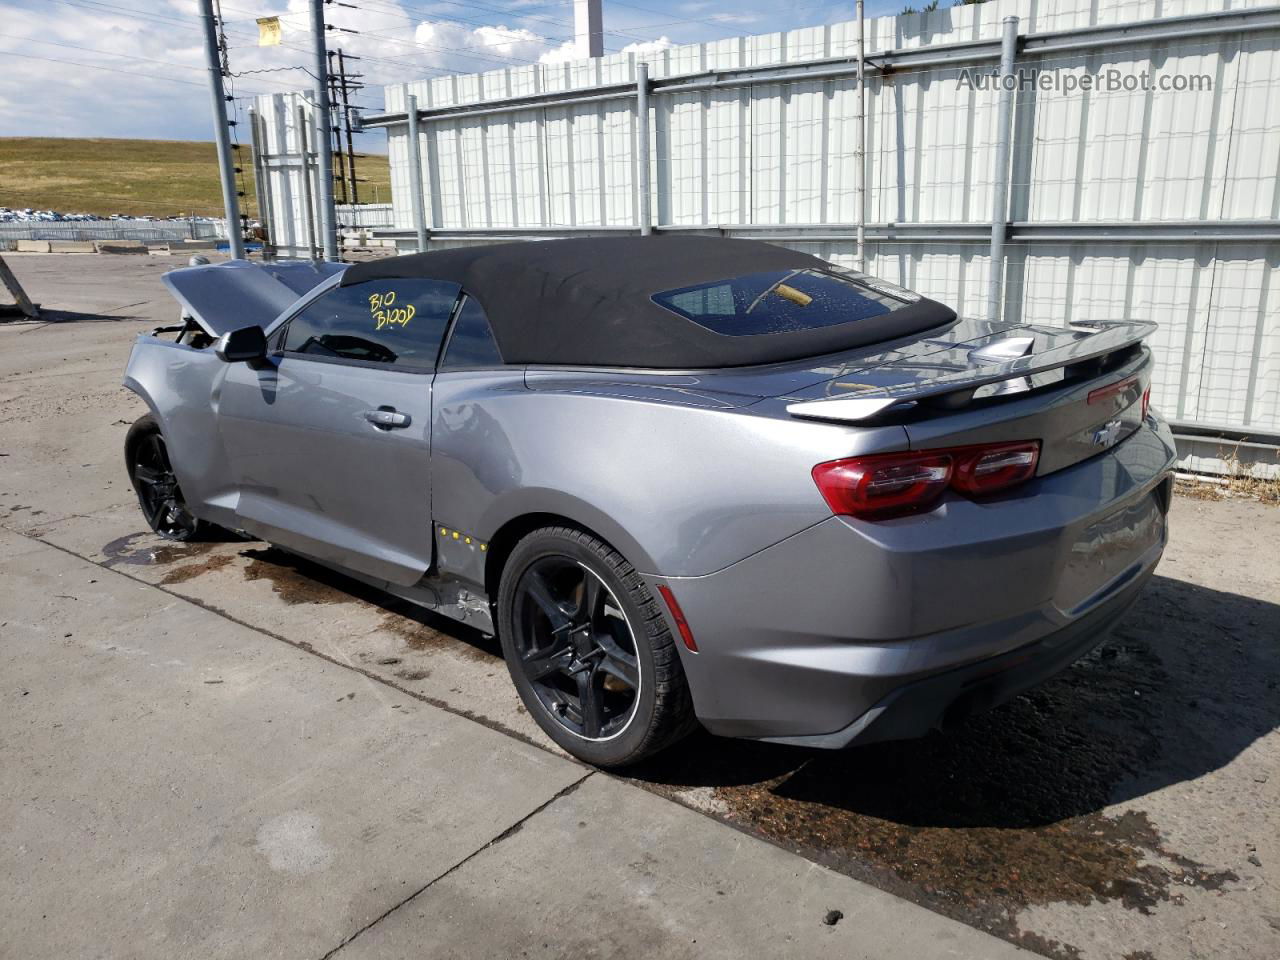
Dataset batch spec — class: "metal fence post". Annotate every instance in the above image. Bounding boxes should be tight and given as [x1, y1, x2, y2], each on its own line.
[248, 108, 275, 261]
[297, 103, 320, 260]
[405, 92, 429, 253]
[987, 16, 1019, 323]
[309, 0, 339, 261]
[855, 0, 866, 271]
[636, 62, 652, 236]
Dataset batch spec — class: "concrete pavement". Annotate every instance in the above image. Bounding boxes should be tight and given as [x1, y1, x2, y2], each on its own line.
[0, 525, 1028, 958]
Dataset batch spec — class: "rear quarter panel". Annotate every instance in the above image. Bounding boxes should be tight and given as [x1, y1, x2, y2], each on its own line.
[429, 369, 910, 577]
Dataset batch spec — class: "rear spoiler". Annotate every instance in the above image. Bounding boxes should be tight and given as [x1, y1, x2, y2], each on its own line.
[786, 320, 1157, 424]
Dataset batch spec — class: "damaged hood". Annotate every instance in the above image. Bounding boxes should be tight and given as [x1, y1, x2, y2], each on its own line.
[162, 259, 348, 336]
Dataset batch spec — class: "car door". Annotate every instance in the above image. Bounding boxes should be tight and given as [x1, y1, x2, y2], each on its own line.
[216, 275, 462, 586]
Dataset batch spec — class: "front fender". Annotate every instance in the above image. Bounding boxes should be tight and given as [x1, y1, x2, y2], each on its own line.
[121, 335, 240, 528]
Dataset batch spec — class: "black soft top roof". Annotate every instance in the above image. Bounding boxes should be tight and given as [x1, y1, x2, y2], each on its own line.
[341, 236, 955, 369]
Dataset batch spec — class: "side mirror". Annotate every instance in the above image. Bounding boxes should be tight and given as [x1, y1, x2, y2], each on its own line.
[215, 325, 267, 364]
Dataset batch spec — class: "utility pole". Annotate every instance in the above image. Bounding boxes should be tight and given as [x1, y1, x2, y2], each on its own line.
[198, 0, 244, 259]
[327, 51, 348, 205]
[337, 49, 361, 206]
[309, 0, 338, 260]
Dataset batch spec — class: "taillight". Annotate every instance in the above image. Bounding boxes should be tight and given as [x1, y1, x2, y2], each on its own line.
[951, 441, 1040, 495]
[812, 452, 952, 519]
[813, 441, 1041, 520]
[1141, 386, 1151, 421]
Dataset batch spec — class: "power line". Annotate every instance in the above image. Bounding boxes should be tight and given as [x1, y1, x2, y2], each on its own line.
[229, 65, 317, 80]
[45, 0, 485, 81]
[3, 50, 207, 87]
[218, 0, 576, 65]
[324, 23, 557, 69]
[231, 0, 589, 65]
[352, 0, 576, 42]
[358, 0, 664, 51]
[36, 0, 721, 96]
[0, 31, 314, 93]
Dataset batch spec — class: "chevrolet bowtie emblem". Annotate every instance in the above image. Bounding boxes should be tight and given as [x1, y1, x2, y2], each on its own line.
[1092, 419, 1123, 447]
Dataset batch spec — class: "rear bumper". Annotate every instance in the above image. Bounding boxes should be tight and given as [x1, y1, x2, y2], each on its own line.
[654, 414, 1177, 746]
[762, 560, 1154, 748]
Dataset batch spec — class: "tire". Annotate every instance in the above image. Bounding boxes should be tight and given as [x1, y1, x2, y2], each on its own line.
[497, 525, 697, 767]
[124, 414, 205, 541]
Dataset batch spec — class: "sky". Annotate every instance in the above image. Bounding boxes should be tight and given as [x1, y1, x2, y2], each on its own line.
[0, 0, 899, 146]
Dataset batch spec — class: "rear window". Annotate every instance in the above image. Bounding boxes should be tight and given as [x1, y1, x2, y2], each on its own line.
[652, 268, 919, 337]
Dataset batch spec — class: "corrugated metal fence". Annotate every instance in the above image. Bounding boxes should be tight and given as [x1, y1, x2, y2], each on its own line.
[255, 0, 1280, 459]
[0, 220, 224, 243]
[336, 203, 394, 229]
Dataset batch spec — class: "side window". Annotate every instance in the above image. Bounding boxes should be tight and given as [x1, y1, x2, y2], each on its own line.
[440, 295, 503, 369]
[281, 278, 461, 371]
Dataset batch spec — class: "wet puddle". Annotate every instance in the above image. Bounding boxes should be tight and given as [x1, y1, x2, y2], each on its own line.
[241, 547, 354, 605]
[102, 532, 239, 586]
[159, 554, 234, 584]
[102, 531, 501, 665]
[102, 532, 221, 567]
[628, 583, 1265, 958]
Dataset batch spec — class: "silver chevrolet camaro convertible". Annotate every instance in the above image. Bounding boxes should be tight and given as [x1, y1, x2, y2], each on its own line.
[123, 237, 1176, 766]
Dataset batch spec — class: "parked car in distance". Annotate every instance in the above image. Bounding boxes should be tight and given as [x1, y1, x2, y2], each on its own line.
[123, 237, 1176, 766]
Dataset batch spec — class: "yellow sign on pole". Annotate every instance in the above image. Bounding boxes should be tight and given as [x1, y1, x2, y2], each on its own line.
[256, 16, 282, 46]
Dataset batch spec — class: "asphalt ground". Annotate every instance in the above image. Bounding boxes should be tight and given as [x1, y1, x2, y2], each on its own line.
[2, 252, 1276, 959]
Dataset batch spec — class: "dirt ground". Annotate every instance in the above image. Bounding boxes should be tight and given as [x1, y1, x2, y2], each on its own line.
[2, 253, 1277, 960]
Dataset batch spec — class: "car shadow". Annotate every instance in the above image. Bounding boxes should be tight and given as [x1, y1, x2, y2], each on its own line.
[11, 308, 148, 326]
[236, 545, 503, 660]
[626, 574, 1280, 830]
[214, 543, 1279, 831]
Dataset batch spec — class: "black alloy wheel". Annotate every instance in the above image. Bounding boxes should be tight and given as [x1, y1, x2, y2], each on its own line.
[512, 555, 641, 740]
[497, 526, 697, 767]
[126, 417, 201, 541]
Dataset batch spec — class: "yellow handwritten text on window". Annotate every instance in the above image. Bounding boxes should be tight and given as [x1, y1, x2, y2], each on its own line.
[370, 291, 415, 331]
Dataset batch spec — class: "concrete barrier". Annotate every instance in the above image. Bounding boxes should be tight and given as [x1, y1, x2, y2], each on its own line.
[16, 240, 50, 253]
[147, 245, 172, 256]
[49, 240, 98, 254]
[172, 239, 219, 251]
[94, 240, 148, 255]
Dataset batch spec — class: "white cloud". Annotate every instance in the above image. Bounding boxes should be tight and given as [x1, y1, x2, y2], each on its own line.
[619, 36, 675, 57]
[538, 39, 587, 64]
[0, 0, 728, 145]
[537, 34, 673, 64]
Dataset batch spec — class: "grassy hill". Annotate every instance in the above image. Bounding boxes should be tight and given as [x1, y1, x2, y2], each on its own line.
[0, 137, 392, 219]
